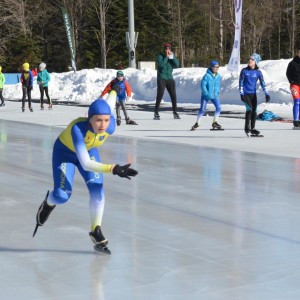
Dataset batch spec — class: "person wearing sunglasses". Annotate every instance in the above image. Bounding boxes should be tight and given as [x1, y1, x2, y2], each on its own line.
[239, 53, 270, 136]
[191, 60, 222, 131]
[154, 43, 180, 120]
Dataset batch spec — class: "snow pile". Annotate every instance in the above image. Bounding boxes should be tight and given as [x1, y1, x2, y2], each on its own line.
[3, 58, 293, 105]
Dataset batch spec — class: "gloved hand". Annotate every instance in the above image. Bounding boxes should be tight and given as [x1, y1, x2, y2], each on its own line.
[126, 96, 131, 102]
[30, 86, 33, 90]
[265, 95, 270, 102]
[240, 94, 247, 102]
[112, 164, 138, 180]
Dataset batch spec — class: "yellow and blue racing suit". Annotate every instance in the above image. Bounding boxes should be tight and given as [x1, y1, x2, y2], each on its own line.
[48, 115, 115, 230]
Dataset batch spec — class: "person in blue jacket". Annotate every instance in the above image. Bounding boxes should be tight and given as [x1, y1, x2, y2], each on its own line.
[37, 62, 52, 110]
[100, 70, 137, 125]
[239, 53, 270, 136]
[33, 94, 138, 253]
[191, 60, 222, 130]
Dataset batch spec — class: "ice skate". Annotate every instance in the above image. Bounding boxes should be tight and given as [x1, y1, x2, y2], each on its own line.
[126, 117, 138, 125]
[173, 111, 180, 119]
[32, 191, 56, 237]
[154, 112, 160, 120]
[191, 122, 199, 131]
[211, 121, 223, 130]
[22, 107, 25, 112]
[250, 128, 263, 137]
[89, 225, 111, 254]
[293, 121, 300, 129]
[48, 103, 53, 109]
[116, 116, 121, 126]
[40, 105, 44, 110]
[0, 102, 5, 107]
[29, 107, 33, 112]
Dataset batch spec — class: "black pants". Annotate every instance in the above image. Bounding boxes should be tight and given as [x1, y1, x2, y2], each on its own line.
[22, 86, 32, 109]
[39, 85, 51, 106]
[241, 94, 257, 130]
[155, 79, 177, 113]
[0, 88, 4, 105]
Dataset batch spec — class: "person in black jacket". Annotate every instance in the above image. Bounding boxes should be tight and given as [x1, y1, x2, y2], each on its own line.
[286, 48, 300, 128]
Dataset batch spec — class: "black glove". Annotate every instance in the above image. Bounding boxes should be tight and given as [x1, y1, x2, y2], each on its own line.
[265, 95, 270, 102]
[240, 94, 247, 102]
[30, 86, 33, 90]
[113, 164, 138, 180]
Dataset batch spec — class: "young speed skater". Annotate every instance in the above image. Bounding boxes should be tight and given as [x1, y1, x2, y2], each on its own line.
[20, 62, 34, 112]
[101, 70, 137, 126]
[239, 53, 270, 137]
[191, 60, 222, 131]
[33, 91, 138, 254]
[37, 62, 52, 110]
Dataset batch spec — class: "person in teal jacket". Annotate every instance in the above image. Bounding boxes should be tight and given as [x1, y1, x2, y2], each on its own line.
[191, 60, 222, 130]
[154, 43, 180, 119]
[37, 62, 52, 109]
[0, 66, 5, 107]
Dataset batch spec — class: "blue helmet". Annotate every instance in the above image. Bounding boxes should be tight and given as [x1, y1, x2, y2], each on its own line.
[209, 60, 219, 68]
[88, 99, 111, 119]
[250, 53, 261, 65]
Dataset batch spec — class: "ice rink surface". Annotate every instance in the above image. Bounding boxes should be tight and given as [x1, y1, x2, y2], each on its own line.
[1, 102, 300, 299]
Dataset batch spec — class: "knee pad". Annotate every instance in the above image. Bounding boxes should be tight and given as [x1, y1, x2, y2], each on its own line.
[50, 189, 70, 204]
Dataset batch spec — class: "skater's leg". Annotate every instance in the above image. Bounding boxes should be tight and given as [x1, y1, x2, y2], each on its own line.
[21, 86, 27, 109]
[39, 85, 44, 108]
[165, 79, 177, 113]
[44, 87, 52, 107]
[211, 98, 221, 122]
[241, 95, 253, 133]
[196, 98, 208, 123]
[48, 139, 76, 205]
[250, 95, 258, 130]
[0, 88, 4, 106]
[119, 101, 129, 119]
[293, 99, 300, 122]
[155, 79, 167, 113]
[116, 101, 121, 119]
[27, 87, 32, 110]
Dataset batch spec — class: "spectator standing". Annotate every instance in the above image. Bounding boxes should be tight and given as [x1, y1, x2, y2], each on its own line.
[154, 43, 180, 120]
[37, 62, 52, 110]
[0, 66, 5, 107]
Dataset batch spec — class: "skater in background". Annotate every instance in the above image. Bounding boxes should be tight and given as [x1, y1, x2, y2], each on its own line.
[191, 60, 222, 131]
[33, 97, 138, 253]
[286, 48, 300, 128]
[0, 66, 5, 107]
[20, 62, 34, 112]
[154, 43, 180, 120]
[239, 53, 270, 136]
[100, 70, 137, 125]
[37, 62, 52, 110]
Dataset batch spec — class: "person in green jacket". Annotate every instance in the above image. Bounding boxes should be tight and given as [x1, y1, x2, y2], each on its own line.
[0, 66, 6, 107]
[154, 43, 180, 120]
[37, 62, 52, 109]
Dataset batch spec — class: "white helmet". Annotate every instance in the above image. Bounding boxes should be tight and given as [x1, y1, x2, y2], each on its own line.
[39, 62, 46, 70]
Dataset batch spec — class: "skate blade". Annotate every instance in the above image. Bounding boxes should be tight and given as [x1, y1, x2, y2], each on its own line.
[94, 244, 111, 255]
[32, 224, 39, 237]
[153, 117, 160, 120]
[210, 128, 224, 131]
[293, 127, 300, 130]
[250, 134, 264, 137]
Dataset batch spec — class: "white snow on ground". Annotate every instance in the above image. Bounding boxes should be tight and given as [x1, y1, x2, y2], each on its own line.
[2, 58, 294, 119]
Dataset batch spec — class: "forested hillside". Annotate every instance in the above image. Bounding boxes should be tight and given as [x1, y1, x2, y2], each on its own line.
[0, 0, 298, 72]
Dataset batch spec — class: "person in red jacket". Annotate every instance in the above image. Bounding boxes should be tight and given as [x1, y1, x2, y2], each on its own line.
[100, 70, 137, 125]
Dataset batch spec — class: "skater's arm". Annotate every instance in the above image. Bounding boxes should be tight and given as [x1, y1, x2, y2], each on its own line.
[100, 80, 113, 97]
[71, 125, 114, 173]
[239, 69, 245, 95]
[258, 70, 268, 95]
[168, 54, 179, 68]
[201, 74, 209, 99]
[124, 81, 132, 97]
